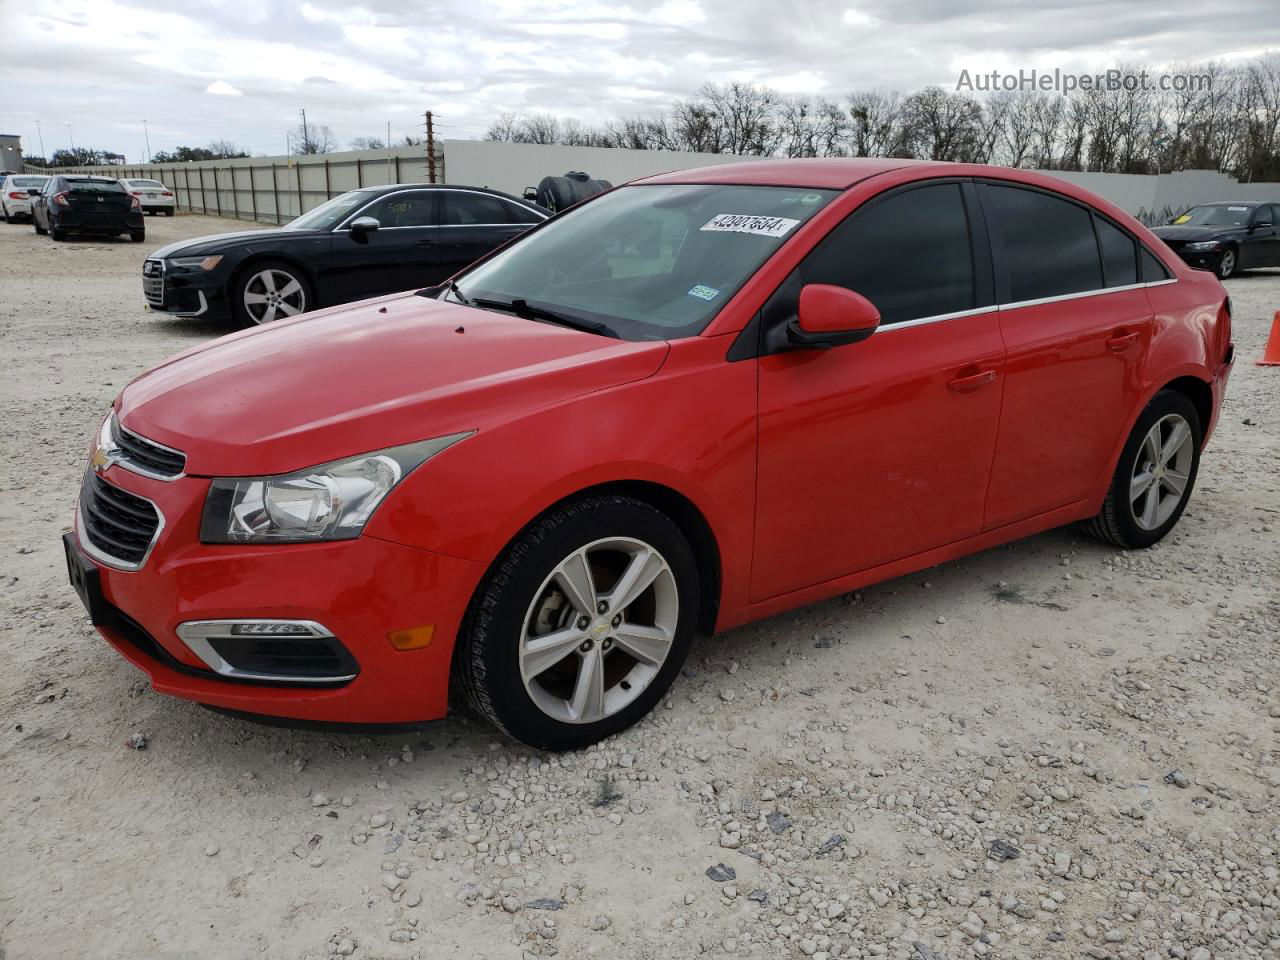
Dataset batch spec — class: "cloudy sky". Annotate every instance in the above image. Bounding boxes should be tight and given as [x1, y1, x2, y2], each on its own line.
[3, 0, 1279, 161]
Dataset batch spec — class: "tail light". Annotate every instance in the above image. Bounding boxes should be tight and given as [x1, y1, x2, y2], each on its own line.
[130, 191, 142, 196]
[161, 191, 173, 197]
[7, 191, 23, 200]
[52, 191, 70, 207]
[130, 195, 141, 210]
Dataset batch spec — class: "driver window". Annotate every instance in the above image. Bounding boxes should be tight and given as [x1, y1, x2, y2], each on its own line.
[359, 191, 437, 228]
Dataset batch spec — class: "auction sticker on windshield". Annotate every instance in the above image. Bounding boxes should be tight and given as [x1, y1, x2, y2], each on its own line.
[701, 214, 801, 238]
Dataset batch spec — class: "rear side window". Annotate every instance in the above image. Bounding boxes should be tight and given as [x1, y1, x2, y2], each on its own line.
[797, 182, 975, 325]
[505, 201, 544, 225]
[1094, 215, 1138, 287]
[443, 191, 515, 226]
[66, 179, 125, 194]
[1140, 247, 1172, 282]
[982, 183, 1102, 302]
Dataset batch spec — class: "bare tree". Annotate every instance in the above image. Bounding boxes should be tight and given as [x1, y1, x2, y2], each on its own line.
[902, 87, 982, 161]
[847, 90, 907, 157]
[349, 136, 386, 150]
[288, 123, 336, 154]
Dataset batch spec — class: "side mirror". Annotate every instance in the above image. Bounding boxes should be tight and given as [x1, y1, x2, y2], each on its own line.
[349, 216, 380, 243]
[27, 189, 41, 198]
[785, 284, 881, 350]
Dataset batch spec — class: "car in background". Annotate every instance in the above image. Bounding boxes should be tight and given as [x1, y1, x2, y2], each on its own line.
[1151, 200, 1280, 279]
[33, 175, 145, 242]
[69, 158, 1233, 749]
[119, 178, 176, 216]
[0, 174, 49, 222]
[141, 182, 546, 326]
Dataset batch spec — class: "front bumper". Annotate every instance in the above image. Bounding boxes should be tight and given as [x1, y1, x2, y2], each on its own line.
[143, 260, 230, 319]
[1171, 248, 1224, 273]
[68, 465, 484, 724]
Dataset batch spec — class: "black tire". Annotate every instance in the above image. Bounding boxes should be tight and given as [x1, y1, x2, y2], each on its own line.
[455, 495, 700, 751]
[1217, 245, 1238, 280]
[50, 225, 65, 242]
[164, 209, 174, 217]
[1084, 390, 1202, 549]
[34, 217, 47, 236]
[130, 231, 146, 243]
[231, 260, 312, 328]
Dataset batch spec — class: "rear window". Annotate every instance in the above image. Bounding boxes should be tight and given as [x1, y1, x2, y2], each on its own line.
[128, 180, 165, 188]
[1094, 215, 1138, 287]
[1140, 247, 1172, 282]
[66, 180, 126, 194]
[982, 183, 1103, 302]
[11, 176, 47, 188]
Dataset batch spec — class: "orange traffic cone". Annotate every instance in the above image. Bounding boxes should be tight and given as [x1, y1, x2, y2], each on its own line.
[1259, 311, 1280, 366]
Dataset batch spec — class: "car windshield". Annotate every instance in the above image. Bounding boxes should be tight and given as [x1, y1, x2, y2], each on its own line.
[452, 183, 836, 341]
[1173, 204, 1254, 227]
[286, 190, 376, 231]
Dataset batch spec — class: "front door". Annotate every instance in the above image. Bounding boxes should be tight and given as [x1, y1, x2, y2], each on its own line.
[752, 181, 1006, 601]
[325, 189, 444, 301]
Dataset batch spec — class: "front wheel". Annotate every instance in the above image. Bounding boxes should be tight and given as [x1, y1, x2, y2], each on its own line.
[232, 261, 311, 327]
[455, 495, 700, 750]
[1217, 246, 1238, 280]
[34, 217, 47, 236]
[1084, 390, 1201, 548]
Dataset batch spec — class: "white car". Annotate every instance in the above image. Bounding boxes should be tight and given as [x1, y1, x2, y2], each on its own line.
[1, 174, 49, 222]
[119, 178, 176, 216]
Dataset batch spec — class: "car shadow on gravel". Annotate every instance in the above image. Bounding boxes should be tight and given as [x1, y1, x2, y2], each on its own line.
[148, 316, 235, 339]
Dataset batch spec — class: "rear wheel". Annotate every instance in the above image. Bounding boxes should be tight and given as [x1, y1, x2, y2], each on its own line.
[1084, 390, 1201, 548]
[456, 495, 699, 751]
[130, 231, 146, 243]
[232, 261, 311, 327]
[164, 209, 174, 217]
[50, 225, 65, 241]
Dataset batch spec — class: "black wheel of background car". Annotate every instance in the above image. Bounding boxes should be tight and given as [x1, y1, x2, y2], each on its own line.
[455, 495, 700, 751]
[130, 231, 146, 243]
[0, 207, 7, 222]
[163, 209, 174, 217]
[50, 225, 66, 242]
[231, 260, 312, 328]
[1217, 246, 1238, 279]
[34, 217, 46, 236]
[1083, 390, 1201, 549]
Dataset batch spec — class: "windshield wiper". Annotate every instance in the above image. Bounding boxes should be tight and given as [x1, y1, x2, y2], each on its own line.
[447, 281, 471, 305]
[469, 296, 618, 338]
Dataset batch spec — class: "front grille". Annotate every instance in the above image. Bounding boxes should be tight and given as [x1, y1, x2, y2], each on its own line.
[142, 259, 164, 306]
[78, 471, 161, 568]
[112, 418, 186, 477]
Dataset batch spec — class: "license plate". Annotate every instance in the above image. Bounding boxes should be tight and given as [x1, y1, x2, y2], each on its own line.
[63, 533, 110, 626]
[146, 193, 159, 198]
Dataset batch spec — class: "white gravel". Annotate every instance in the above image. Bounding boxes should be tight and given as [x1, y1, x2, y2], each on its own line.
[1, 214, 1277, 959]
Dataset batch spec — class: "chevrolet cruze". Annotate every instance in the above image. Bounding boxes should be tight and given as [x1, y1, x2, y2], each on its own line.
[65, 158, 1234, 750]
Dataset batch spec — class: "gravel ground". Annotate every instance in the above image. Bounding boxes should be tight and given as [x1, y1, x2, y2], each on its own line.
[1, 213, 1277, 960]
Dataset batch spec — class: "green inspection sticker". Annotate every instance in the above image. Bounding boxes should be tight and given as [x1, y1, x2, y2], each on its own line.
[688, 284, 720, 301]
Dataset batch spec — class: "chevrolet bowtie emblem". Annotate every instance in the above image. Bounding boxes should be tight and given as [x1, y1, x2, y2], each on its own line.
[90, 447, 110, 471]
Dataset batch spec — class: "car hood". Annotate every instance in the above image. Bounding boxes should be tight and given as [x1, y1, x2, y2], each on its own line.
[117, 293, 670, 476]
[1150, 225, 1238, 243]
[150, 227, 321, 259]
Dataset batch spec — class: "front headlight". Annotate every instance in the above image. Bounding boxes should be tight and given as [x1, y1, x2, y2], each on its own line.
[169, 255, 224, 271]
[200, 433, 471, 544]
[1183, 241, 1221, 252]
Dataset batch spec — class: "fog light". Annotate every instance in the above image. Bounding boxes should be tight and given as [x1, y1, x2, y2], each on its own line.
[388, 625, 435, 651]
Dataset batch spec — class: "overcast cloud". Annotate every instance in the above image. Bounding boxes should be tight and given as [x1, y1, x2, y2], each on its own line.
[3, 0, 1279, 161]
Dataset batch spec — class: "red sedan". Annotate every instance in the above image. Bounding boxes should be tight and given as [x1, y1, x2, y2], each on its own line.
[65, 158, 1234, 750]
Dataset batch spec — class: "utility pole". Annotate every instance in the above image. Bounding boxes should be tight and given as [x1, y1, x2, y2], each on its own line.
[387, 120, 393, 182]
[300, 108, 309, 154]
[35, 120, 47, 161]
[67, 123, 76, 152]
[425, 111, 436, 184]
[142, 119, 152, 163]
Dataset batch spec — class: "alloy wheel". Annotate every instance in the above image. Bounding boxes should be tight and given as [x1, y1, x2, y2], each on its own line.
[243, 268, 306, 324]
[519, 537, 679, 725]
[1129, 413, 1194, 531]
[1218, 249, 1236, 279]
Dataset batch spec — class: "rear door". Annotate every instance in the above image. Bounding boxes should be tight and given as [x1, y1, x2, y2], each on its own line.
[752, 180, 1006, 600]
[979, 182, 1153, 529]
[435, 190, 542, 279]
[65, 179, 132, 226]
[1247, 204, 1280, 267]
[326, 189, 442, 300]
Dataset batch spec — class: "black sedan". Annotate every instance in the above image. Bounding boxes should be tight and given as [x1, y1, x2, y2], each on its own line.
[143, 183, 547, 326]
[1150, 200, 1280, 279]
[33, 175, 146, 242]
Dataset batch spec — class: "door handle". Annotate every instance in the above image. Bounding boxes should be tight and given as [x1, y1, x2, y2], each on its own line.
[415, 239, 436, 246]
[1106, 330, 1139, 352]
[947, 369, 997, 393]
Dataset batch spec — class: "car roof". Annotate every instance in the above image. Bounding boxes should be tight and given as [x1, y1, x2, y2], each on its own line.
[1199, 200, 1265, 206]
[634, 157, 942, 189]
